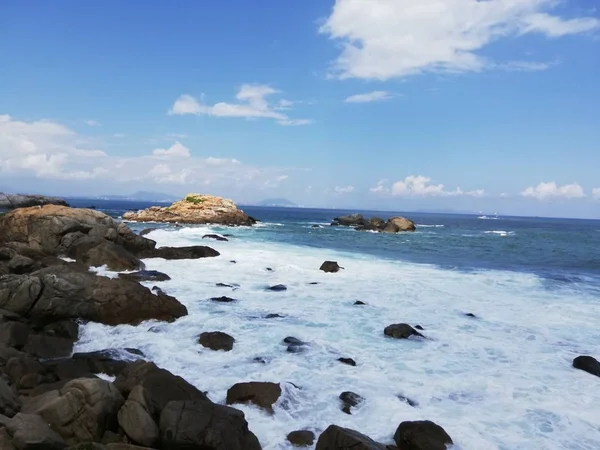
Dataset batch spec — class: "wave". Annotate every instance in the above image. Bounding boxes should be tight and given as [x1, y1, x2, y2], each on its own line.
[418, 224, 444, 228]
[478, 215, 499, 220]
[484, 230, 514, 237]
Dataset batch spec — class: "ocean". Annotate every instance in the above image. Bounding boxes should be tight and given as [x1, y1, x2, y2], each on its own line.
[68, 199, 600, 449]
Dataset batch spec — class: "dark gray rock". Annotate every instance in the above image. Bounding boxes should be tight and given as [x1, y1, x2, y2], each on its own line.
[199, 331, 235, 351]
[117, 386, 159, 448]
[573, 355, 600, 377]
[7, 412, 67, 449]
[0, 321, 32, 349]
[315, 425, 387, 450]
[0, 193, 68, 209]
[338, 357, 356, 366]
[320, 261, 342, 273]
[226, 382, 281, 413]
[23, 335, 74, 359]
[339, 391, 364, 414]
[394, 420, 453, 450]
[202, 234, 229, 241]
[384, 324, 424, 339]
[118, 270, 171, 282]
[266, 284, 287, 292]
[78, 241, 145, 272]
[0, 377, 21, 417]
[143, 245, 219, 260]
[210, 296, 237, 303]
[287, 430, 315, 447]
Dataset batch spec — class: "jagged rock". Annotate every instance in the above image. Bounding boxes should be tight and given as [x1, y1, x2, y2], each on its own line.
[338, 357, 356, 366]
[331, 214, 366, 227]
[384, 324, 424, 339]
[354, 301, 366, 306]
[199, 331, 235, 351]
[394, 420, 453, 450]
[139, 228, 157, 237]
[226, 382, 281, 413]
[0, 268, 187, 326]
[117, 386, 159, 448]
[0, 377, 21, 417]
[573, 355, 600, 377]
[142, 245, 220, 260]
[265, 313, 284, 319]
[43, 321, 79, 340]
[7, 255, 38, 274]
[315, 425, 386, 450]
[320, 261, 342, 273]
[118, 270, 171, 282]
[122, 194, 256, 226]
[287, 430, 315, 447]
[0, 193, 68, 209]
[415, 325, 424, 331]
[159, 400, 261, 450]
[283, 336, 307, 354]
[339, 391, 364, 414]
[7, 413, 67, 449]
[464, 313, 477, 318]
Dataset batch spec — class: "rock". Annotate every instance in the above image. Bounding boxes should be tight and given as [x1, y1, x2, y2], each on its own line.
[226, 382, 281, 412]
[68, 349, 140, 377]
[415, 325, 424, 331]
[311, 225, 321, 228]
[43, 321, 79, 340]
[354, 301, 366, 305]
[370, 217, 386, 229]
[0, 193, 68, 209]
[159, 400, 261, 450]
[7, 255, 38, 274]
[315, 425, 386, 450]
[117, 386, 159, 448]
[0, 377, 21, 417]
[122, 194, 256, 226]
[464, 313, 477, 318]
[384, 324, 424, 339]
[287, 430, 315, 447]
[266, 284, 287, 292]
[0, 321, 32, 349]
[573, 355, 600, 377]
[283, 337, 305, 346]
[216, 283, 234, 288]
[23, 335, 74, 359]
[26, 378, 124, 444]
[338, 357, 356, 366]
[331, 214, 366, 227]
[4, 356, 45, 388]
[0, 428, 16, 450]
[265, 314, 284, 319]
[394, 420, 453, 450]
[265, 267, 274, 272]
[138, 228, 157, 236]
[143, 245, 220, 260]
[118, 270, 171, 282]
[7, 413, 67, 449]
[320, 261, 342, 273]
[0, 268, 187, 325]
[78, 241, 144, 272]
[199, 331, 235, 351]
[397, 394, 418, 408]
[203, 234, 229, 241]
[382, 217, 416, 233]
[210, 296, 237, 303]
[339, 391, 364, 414]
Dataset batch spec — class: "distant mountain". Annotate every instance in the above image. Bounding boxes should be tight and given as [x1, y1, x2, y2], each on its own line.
[97, 191, 180, 202]
[255, 198, 299, 207]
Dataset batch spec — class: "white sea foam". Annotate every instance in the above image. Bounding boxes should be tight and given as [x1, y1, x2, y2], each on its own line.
[76, 227, 600, 449]
[485, 230, 515, 237]
[417, 224, 445, 228]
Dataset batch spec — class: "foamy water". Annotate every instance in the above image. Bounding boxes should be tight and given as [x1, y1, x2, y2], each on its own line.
[76, 226, 600, 450]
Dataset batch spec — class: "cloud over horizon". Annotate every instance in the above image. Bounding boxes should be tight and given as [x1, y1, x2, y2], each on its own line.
[371, 175, 485, 197]
[521, 181, 586, 200]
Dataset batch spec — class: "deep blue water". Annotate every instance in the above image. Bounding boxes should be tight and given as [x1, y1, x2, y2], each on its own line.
[66, 198, 600, 291]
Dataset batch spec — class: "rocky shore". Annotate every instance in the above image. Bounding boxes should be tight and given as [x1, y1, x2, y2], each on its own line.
[122, 193, 256, 226]
[0, 193, 68, 210]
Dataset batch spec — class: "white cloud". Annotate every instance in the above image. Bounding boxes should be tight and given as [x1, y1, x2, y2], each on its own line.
[152, 141, 191, 159]
[320, 0, 599, 80]
[334, 185, 355, 194]
[592, 188, 600, 199]
[168, 84, 310, 126]
[372, 175, 485, 197]
[345, 91, 393, 103]
[521, 181, 585, 200]
[84, 119, 101, 127]
[206, 157, 241, 165]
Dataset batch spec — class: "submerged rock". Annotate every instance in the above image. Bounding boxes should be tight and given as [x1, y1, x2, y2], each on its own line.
[122, 194, 256, 226]
[397, 394, 418, 408]
[354, 301, 366, 306]
[384, 324, 424, 339]
[203, 234, 228, 241]
[199, 331, 235, 351]
[394, 420, 453, 450]
[143, 245, 219, 260]
[320, 261, 342, 273]
[226, 381, 282, 413]
[266, 284, 287, 292]
[339, 391, 364, 415]
[210, 296, 237, 303]
[338, 357, 357, 367]
[118, 270, 171, 282]
[573, 355, 600, 377]
[464, 312, 477, 318]
[287, 430, 315, 447]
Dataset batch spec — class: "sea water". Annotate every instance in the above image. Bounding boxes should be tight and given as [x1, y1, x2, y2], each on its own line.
[70, 202, 600, 449]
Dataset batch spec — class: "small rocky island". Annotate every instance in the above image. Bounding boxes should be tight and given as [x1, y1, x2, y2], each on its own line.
[123, 193, 256, 226]
[331, 213, 416, 232]
[0, 192, 68, 210]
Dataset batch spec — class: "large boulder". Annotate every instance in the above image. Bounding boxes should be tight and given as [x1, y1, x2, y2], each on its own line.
[287, 430, 315, 447]
[0, 193, 68, 209]
[159, 400, 262, 450]
[573, 355, 600, 377]
[7, 412, 68, 449]
[199, 332, 235, 352]
[339, 391, 364, 415]
[122, 194, 257, 226]
[315, 425, 386, 450]
[24, 378, 124, 444]
[382, 217, 416, 233]
[117, 386, 159, 448]
[0, 268, 187, 326]
[77, 242, 144, 272]
[394, 420, 453, 450]
[226, 382, 282, 413]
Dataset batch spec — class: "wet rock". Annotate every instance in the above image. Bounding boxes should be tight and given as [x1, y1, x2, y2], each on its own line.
[288, 430, 315, 447]
[144, 245, 220, 260]
[315, 425, 386, 450]
[8, 255, 38, 274]
[216, 283, 234, 288]
[464, 313, 477, 318]
[117, 386, 159, 448]
[0, 377, 21, 417]
[159, 400, 261, 450]
[384, 324, 424, 339]
[210, 296, 237, 303]
[253, 357, 268, 364]
[267, 284, 287, 292]
[414, 325, 424, 331]
[338, 357, 356, 367]
[199, 331, 235, 351]
[381, 217, 416, 233]
[397, 394, 418, 408]
[265, 313, 284, 319]
[283, 336, 307, 353]
[394, 420, 453, 450]
[43, 320, 79, 340]
[202, 234, 229, 241]
[331, 214, 366, 227]
[573, 355, 600, 377]
[7, 412, 67, 450]
[139, 228, 157, 236]
[339, 391, 364, 415]
[354, 301, 366, 306]
[226, 381, 282, 413]
[311, 225, 322, 228]
[265, 267, 274, 272]
[23, 335, 74, 359]
[308, 282, 319, 285]
[230, 260, 237, 264]
[320, 261, 342, 273]
[118, 270, 171, 282]
[79, 241, 145, 271]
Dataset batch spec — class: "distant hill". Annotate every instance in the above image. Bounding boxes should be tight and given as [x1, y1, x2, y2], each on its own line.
[97, 191, 180, 202]
[255, 198, 299, 207]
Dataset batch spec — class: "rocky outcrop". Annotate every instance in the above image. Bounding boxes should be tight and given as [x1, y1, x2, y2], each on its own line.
[331, 214, 416, 233]
[573, 355, 600, 377]
[226, 382, 282, 413]
[122, 194, 257, 226]
[0, 193, 68, 210]
[394, 420, 453, 450]
[315, 425, 386, 450]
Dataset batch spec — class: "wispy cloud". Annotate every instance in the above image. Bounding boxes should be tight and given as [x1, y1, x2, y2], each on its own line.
[345, 91, 394, 103]
[593, 188, 600, 199]
[371, 175, 485, 197]
[334, 185, 355, 194]
[521, 181, 585, 200]
[84, 119, 101, 127]
[168, 84, 311, 126]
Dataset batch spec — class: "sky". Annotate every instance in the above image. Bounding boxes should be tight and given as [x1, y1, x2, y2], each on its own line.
[1, 0, 599, 218]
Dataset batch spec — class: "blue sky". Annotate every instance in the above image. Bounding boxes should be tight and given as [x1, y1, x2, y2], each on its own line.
[1, 0, 599, 217]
